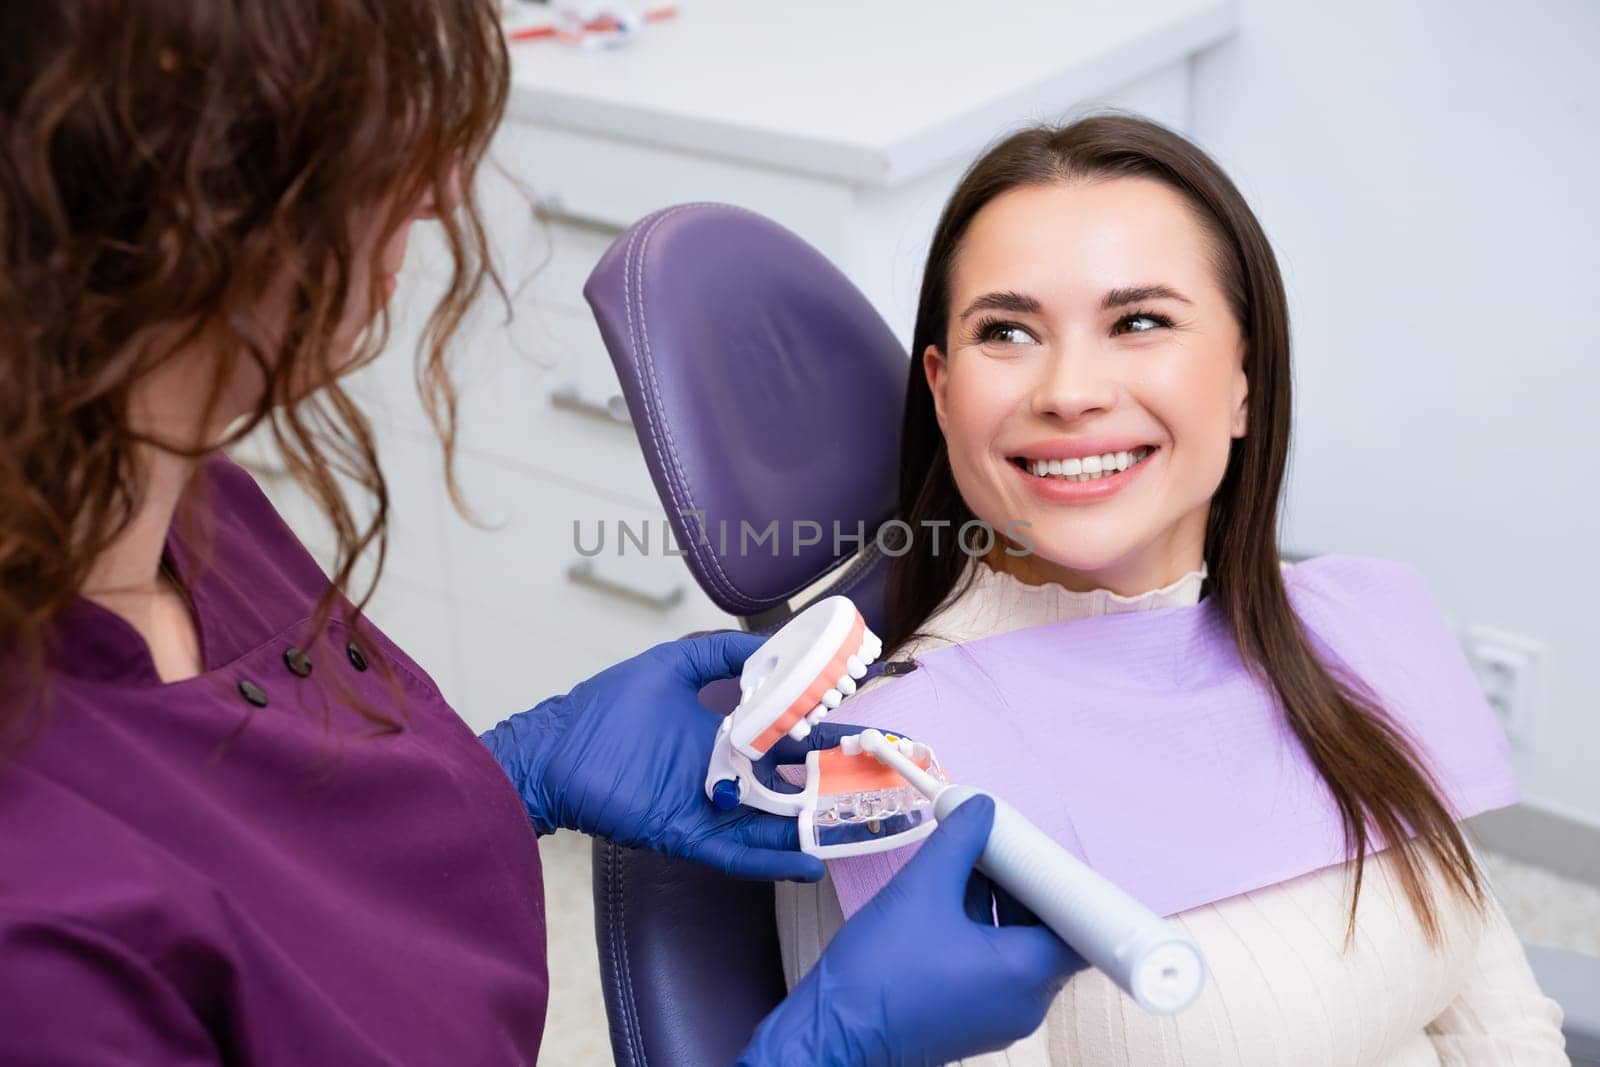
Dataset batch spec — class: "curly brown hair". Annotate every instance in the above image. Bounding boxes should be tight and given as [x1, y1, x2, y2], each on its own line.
[0, 0, 510, 730]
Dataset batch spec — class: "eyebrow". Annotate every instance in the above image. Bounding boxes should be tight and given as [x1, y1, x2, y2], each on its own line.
[956, 285, 1193, 322]
[956, 290, 1041, 322]
[1101, 284, 1193, 310]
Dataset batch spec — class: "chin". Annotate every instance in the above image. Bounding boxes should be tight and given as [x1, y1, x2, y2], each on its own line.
[1004, 522, 1144, 575]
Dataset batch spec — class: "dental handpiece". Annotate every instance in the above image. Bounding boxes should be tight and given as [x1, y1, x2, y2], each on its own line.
[856, 729, 1207, 1015]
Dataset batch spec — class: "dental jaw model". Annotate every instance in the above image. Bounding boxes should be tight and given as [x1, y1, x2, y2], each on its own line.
[704, 596, 948, 858]
[705, 594, 1209, 1015]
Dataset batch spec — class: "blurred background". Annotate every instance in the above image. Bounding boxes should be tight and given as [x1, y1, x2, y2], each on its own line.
[230, 1, 1600, 1059]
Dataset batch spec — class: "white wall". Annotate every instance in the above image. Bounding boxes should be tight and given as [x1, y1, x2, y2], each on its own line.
[1187, 1, 1600, 821]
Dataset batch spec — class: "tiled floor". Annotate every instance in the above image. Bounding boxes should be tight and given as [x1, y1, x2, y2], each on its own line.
[537, 834, 1600, 1064]
[1482, 850, 1600, 956]
[540, 830, 612, 1065]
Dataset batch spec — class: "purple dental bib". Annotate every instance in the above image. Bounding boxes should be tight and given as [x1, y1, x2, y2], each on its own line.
[826, 555, 1520, 920]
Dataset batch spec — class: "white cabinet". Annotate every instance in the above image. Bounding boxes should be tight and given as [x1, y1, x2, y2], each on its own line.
[239, 0, 1236, 725]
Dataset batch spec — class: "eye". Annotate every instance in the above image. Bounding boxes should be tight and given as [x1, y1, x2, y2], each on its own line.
[1112, 310, 1176, 336]
[972, 317, 1038, 346]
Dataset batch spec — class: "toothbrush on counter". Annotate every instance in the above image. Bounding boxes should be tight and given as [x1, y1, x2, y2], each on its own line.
[855, 728, 1207, 1015]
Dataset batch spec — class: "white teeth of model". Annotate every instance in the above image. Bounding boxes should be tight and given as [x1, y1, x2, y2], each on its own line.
[1115, 450, 1130, 469]
[805, 708, 828, 725]
[841, 734, 861, 755]
[788, 721, 811, 741]
[897, 738, 915, 756]
[846, 655, 866, 679]
[1081, 455, 1102, 475]
[821, 688, 842, 709]
[837, 675, 857, 696]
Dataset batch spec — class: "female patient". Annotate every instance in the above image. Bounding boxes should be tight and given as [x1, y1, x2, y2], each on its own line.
[774, 115, 1567, 1065]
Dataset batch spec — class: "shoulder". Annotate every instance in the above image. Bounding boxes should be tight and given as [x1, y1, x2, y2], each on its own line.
[1282, 553, 1442, 631]
[189, 453, 326, 580]
[1283, 553, 1429, 595]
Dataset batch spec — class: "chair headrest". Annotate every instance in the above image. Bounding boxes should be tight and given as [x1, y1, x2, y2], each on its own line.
[584, 204, 908, 618]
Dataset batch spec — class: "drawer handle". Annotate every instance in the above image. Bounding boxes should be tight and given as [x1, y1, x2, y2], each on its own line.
[565, 560, 684, 612]
[550, 382, 631, 425]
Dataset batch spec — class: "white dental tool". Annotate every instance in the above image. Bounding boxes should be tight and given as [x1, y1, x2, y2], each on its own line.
[856, 728, 1208, 1015]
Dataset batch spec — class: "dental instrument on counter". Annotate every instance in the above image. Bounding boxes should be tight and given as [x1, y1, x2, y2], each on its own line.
[504, 2, 678, 47]
[705, 595, 1208, 1015]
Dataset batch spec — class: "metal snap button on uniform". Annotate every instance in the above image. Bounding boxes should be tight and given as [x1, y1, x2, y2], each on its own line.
[238, 680, 269, 707]
[346, 643, 368, 671]
[283, 648, 313, 677]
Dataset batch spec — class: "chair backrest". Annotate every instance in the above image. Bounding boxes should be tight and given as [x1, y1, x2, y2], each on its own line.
[583, 203, 909, 1066]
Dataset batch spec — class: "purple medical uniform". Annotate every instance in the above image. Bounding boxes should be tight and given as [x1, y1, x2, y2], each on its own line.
[0, 457, 549, 1064]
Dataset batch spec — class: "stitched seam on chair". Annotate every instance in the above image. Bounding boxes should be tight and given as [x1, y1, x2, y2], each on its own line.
[626, 205, 755, 611]
[608, 845, 649, 1066]
[626, 202, 876, 610]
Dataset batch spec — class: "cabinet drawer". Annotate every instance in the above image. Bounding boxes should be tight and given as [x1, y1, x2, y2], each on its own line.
[448, 300, 661, 507]
[227, 424, 453, 600]
[442, 458, 731, 681]
[406, 132, 623, 317]
[350, 271, 662, 510]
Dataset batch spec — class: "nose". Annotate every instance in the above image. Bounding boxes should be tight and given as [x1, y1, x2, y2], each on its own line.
[1029, 342, 1117, 423]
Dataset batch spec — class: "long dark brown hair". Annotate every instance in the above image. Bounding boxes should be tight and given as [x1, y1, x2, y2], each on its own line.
[0, 0, 510, 735]
[887, 114, 1483, 947]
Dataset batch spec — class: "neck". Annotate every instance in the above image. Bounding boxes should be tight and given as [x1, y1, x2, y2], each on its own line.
[983, 530, 1206, 598]
[82, 444, 197, 599]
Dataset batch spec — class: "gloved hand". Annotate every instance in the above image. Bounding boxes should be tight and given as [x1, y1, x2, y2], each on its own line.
[737, 793, 1087, 1067]
[481, 631, 846, 883]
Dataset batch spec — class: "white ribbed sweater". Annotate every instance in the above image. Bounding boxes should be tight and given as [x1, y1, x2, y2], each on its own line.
[773, 559, 1568, 1065]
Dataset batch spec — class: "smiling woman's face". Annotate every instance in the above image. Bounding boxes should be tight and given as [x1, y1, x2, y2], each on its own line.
[924, 177, 1249, 596]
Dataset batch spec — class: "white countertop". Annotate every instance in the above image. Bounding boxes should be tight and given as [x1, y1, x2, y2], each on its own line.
[507, 0, 1236, 186]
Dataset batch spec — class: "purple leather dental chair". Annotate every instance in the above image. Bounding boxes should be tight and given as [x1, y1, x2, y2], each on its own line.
[582, 203, 909, 1066]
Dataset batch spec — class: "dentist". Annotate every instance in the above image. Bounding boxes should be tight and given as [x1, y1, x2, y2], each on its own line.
[0, 1, 1081, 1065]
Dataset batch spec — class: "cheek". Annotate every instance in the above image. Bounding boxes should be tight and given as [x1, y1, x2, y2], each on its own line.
[940, 362, 1013, 465]
[1141, 353, 1238, 483]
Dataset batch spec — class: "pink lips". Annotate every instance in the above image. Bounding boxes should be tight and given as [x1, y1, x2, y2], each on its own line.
[1012, 446, 1157, 504]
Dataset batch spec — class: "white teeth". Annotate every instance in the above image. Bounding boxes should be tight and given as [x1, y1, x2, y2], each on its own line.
[837, 675, 857, 696]
[788, 721, 811, 741]
[1025, 447, 1151, 481]
[822, 688, 842, 709]
[806, 708, 828, 725]
[846, 655, 866, 679]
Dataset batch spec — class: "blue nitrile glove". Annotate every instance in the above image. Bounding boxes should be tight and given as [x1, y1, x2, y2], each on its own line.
[737, 793, 1087, 1067]
[481, 631, 852, 883]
